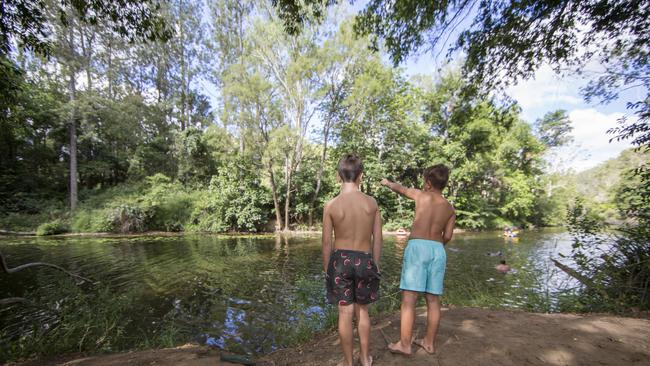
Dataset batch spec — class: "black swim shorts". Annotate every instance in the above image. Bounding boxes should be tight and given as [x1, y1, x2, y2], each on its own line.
[326, 249, 380, 306]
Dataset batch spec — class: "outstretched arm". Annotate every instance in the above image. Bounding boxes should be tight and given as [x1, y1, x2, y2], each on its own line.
[322, 203, 333, 272]
[380, 178, 420, 200]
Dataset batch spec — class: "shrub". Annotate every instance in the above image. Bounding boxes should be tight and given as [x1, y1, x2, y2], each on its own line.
[36, 220, 69, 236]
[109, 204, 149, 233]
[71, 209, 114, 233]
[561, 199, 650, 311]
[146, 194, 194, 232]
[189, 165, 271, 232]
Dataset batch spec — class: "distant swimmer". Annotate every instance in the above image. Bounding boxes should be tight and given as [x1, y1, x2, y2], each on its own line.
[495, 260, 510, 274]
[486, 251, 503, 257]
[503, 227, 520, 238]
[396, 228, 410, 237]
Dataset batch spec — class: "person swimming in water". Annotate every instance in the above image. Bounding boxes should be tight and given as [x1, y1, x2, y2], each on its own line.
[496, 260, 511, 274]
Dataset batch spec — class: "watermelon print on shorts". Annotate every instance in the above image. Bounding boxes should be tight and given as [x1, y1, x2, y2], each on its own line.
[326, 249, 380, 305]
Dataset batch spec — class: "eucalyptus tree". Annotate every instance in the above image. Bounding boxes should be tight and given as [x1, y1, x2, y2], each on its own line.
[306, 19, 372, 227]
[208, 0, 254, 153]
[247, 7, 323, 230]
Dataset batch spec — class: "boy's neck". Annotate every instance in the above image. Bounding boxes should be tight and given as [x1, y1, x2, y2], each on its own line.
[425, 187, 443, 195]
[340, 182, 360, 193]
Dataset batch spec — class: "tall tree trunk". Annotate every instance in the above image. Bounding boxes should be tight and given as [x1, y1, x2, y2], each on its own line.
[107, 36, 113, 99]
[179, 1, 187, 131]
[81, 26, 94, 91]
[268, 162, 283, 231]
[308, 116, 332, 227]
[284, 168, 292, 231]
[68, 21, 78, 211]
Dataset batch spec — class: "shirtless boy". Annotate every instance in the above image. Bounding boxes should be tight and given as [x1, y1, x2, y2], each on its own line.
[323, 154, 382, 366]
[381, 164, 455, 356]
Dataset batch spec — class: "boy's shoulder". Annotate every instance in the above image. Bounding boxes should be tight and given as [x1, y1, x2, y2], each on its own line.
[325, 192, 377, 209]
[442, 196, 455, 212]
[359, 191, 378, 208]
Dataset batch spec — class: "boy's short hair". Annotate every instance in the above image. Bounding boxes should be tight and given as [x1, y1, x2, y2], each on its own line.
[424, 164, 449, 189]
[337, 154, 363, 182]
[500, 260, 506, 265]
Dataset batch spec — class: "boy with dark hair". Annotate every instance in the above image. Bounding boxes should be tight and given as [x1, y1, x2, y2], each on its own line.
[496, 260, 511, 274]
[381, 164, 455, 356]
[323, 154, 382, 366]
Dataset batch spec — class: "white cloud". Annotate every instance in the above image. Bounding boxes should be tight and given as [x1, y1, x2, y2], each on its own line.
[554, 109, 633, 171]
[505, 65, 584, 120]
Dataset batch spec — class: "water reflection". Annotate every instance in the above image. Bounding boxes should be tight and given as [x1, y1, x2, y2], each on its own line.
[0, 229, 576, 355]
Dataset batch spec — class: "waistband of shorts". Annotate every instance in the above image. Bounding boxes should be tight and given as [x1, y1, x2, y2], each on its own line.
[407, 238, 444, 246]
[332, 249, 372, 256]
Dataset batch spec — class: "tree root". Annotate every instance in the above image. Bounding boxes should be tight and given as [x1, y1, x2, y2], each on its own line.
[0, 250, 97, 285]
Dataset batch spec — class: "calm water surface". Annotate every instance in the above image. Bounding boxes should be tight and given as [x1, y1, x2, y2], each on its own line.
[0, 229, 577, 355]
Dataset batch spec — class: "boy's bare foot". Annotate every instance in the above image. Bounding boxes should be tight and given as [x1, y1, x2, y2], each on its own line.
[414, 338, 435, 354]
[358, 355, 373, 366]
[388, 341, 412, 356]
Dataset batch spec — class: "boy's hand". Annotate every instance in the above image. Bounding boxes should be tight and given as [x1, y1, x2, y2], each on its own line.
[380, 178, 391, 187]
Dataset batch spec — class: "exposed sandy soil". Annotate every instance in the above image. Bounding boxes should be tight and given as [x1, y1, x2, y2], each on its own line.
[264, 306, 650, 366]
[13, 306, 650, 366]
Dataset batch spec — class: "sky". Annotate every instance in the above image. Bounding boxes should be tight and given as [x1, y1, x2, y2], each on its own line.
[403, 56, 639, 172]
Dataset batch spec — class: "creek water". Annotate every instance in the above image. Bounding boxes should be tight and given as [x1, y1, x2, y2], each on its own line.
[0, 229, 577, 355]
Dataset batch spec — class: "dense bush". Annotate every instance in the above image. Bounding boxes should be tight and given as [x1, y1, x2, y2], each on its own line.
[71, 209, 114, 233]
[109, 204, 149, 233]
[561, 198, 650, 311]
[35, 220, 69, 236]
[189, 165, 271, 232]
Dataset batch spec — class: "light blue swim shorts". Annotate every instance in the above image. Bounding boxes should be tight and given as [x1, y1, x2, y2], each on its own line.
[399, 239, 447, 295]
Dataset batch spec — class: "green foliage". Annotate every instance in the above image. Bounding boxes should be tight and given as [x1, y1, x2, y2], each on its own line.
[4, 1, 639, 235]
[535, 110, 573, 148]
[189, 164, 271, 232]
[109, 204, 149, 233]
[0, 0, 171, 56]
[563, 199, 650, 310]
[71, 209, 114, 233]
[173, 128, 218, 184]
[36, 219, 69, 236]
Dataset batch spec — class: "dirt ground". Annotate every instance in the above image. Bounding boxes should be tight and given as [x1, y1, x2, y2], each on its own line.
[16, 306, 650, 366]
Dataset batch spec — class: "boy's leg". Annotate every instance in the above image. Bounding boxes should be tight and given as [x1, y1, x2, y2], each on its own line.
[355, 304, 372, 366]
[338, 303, 355, 366]
[388, 290, 418, 354]
[417, 293, 441, 353]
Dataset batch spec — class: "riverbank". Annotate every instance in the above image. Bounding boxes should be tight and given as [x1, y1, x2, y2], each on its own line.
[18, 306, 649, 366]
[0, 228, 467, 238]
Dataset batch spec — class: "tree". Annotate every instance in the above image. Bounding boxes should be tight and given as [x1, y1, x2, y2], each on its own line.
[275, 0, 649, 151]
[0, 0, 170, 57]
[307, 19, 369, 227]
[1, 0, 173, 211]
[535, 109, 573, 148]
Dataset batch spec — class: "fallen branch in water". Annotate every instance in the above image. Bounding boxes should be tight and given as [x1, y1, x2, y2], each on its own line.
[0, 251, 97, 285]
[0, 297, 31, 306]
[551, 258, 609, 299]
[0, 229, 36, 236]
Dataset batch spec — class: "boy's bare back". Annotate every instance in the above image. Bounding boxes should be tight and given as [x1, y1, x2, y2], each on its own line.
[381, 174, 455, 244]
[323, 191, 380, 252]
[410, 191, 454, 243]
